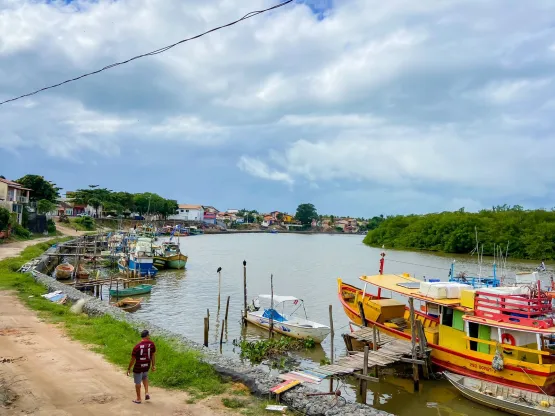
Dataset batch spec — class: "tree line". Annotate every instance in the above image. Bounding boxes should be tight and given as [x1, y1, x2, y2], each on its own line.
[363, 205, 555, 260]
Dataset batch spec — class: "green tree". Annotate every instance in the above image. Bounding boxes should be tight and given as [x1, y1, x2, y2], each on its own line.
[0, 207, 11, 230]
[277, 213, 284, 222]
[295, 203, 318, 227]
[37, 199, 57, 214]
[15, 175, 60, 202]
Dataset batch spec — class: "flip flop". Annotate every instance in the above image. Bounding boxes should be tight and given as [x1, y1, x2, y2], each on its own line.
[145, 394, 150, 400]
[132, 400, 142, 404]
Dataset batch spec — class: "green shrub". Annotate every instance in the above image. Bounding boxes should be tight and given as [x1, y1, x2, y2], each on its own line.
[73, 216, 96, 230]
[12, 223, 31, 238]
[47, 219, 56, 234]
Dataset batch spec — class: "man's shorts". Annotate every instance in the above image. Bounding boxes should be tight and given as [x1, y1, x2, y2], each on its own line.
[133, 371, 148, 384]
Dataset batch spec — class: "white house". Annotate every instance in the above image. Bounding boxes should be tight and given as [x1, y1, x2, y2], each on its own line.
[169, 204, 204, 222]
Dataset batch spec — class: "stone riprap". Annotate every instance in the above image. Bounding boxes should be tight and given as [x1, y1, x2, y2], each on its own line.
[29, 238, 393, 416]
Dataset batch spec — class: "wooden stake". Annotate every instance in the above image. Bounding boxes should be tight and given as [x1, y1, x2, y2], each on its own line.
[207, 308, 210, 332]
[204, 317, 209, 347]
[409, 297, 419, 391]
[243, 260, 247, 324]
[361, 345, 369, 404]
[269, 274, 274, 339]
[217, 269, 222, 312]
[220, 296, 230, 345]
[329, 304, 335, 393]
[416, 320, 430, 379]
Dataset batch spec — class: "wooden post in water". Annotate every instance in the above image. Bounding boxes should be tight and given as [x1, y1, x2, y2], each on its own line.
[416, 320, 430, 379]
[269, 274, 274, 339]
[217, 267, 222, 312]
[329, 304, 335, 393]
[361, 345, 369, 404]
[220, 296, 230, 345]
[207, 308, 210, 332]
[243, 260, 247, 324]
[204, 317, 209, 347]
[409, 297, 420, 391]
[372, 325, 379, 378]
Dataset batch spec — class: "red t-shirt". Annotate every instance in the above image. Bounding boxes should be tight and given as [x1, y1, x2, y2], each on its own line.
[132, 340, 156, 373]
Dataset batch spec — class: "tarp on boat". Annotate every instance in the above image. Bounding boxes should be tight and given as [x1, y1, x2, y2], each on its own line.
[259, 295, 300, 304]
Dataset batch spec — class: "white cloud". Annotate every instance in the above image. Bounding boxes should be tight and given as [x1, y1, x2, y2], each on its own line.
[1, 0, 555, 213]
[237, 156, 293, 185]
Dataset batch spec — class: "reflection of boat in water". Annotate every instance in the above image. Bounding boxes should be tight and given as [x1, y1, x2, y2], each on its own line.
[245, 295, 330, 343]
[445, 371, 555, 416]
[338, 254, 555, 395]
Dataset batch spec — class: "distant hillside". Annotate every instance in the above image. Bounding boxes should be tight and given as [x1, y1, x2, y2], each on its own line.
[362, 206, 555, 260]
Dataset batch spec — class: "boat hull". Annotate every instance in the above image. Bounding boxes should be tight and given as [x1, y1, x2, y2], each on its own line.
[153, 257, 167, 269]
[55, 264, 74, 280]
[109, 284, 152, 297]
[114, 297, 143, 313]
[118, 260, 158, 277]
[337, 279, 555, 395]
[245, 313, 330, 343]
[166, 254, 187, 269]
[444, 372, 554, 416]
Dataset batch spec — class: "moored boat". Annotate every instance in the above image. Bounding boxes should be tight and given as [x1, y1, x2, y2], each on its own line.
[245, 295, 330, 343]
[109, 284, 152, 297]
[153, 242, 187, 270]
[113, 297, 143, 312]
[76, 264, 90, 280]
[338, 267, 555, 395]
[55, 263, 74, 279]
[444, 371, 555, 416]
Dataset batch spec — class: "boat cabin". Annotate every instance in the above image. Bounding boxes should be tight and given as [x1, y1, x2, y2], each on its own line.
[338, 273, 555, 394]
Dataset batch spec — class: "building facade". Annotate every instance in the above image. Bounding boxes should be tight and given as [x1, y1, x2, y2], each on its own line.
[169, 204, 204, 222]
[0, 178, 31, 225]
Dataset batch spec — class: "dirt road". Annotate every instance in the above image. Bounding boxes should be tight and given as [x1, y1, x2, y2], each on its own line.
[53, 222, 87, 237]
[0, 292, 233, 415]
[0, 238, 54, 262]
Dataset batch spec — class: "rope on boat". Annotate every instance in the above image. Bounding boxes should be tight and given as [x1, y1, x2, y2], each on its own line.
[519, 366, 549, 401]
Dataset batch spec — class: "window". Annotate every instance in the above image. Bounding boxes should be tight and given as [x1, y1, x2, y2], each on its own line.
[180, 209, 184, 213]
[186, 209, 189, 212]
[441, 307, 454, 327]
[468, 322, 479, 351]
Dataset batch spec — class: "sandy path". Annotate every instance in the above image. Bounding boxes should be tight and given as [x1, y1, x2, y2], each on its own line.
[0, 292, 233, 416]
[0, 238, 54, 262]
[54, 222, 87, 237]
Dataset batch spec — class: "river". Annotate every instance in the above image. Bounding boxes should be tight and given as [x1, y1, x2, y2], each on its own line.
[131, 233, 541, 415]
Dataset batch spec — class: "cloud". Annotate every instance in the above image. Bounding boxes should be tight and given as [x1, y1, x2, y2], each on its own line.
[1, 0, 555, 215]
[237, 156, 293, 185]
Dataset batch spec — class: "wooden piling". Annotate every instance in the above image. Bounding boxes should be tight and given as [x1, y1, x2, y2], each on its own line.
[220, 296, 230, 345]
[217, 269, 222, 312]
[416, 320, 430, 379]
[243, 260, 247, 324]
[409, 297, 419, 391]
[204, 317, 209, 347]
[207, 308, 210, 332]
[269, 274, 274, 339]
[329, 304, 335, 393]
[361, 345, 369, 404]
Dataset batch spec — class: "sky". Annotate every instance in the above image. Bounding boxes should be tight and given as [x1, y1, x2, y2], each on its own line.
[1, 0, 555, 217]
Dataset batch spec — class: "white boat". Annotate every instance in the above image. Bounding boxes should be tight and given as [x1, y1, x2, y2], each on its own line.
[245, 295, 331, 343]
[444, 371, 555, 416]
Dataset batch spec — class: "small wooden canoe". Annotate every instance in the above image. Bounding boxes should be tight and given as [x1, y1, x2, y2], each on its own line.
[113, 297, 143, 312]
[109, 284, 152, 297]
[76, 264, 90, 280]
[444, 371, 555, 416]
[55, 263, 74, 280]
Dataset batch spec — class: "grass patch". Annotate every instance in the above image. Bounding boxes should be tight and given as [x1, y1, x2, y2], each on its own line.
[0, 239, 225, 396]
[222, 397, 247, 409]
[69, 217, 96, 231]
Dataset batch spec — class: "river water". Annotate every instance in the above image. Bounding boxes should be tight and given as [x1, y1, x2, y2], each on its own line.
[130, 233, 542, 416]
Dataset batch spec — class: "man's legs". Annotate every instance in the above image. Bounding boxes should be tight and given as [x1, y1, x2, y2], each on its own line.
[133, 372, 142, 403]
[142, 373, 150, 400]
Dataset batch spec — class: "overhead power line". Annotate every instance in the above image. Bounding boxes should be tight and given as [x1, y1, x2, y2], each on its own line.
[0, 0, 293, 107]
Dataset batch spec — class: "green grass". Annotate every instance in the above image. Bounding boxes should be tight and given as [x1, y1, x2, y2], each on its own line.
[0, 239, 225, 397]
[68, 217, 96, 231]
[222, 397, 247, 409]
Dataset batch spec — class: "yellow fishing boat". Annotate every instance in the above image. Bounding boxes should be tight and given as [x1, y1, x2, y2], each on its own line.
[338, 271, 555, 395]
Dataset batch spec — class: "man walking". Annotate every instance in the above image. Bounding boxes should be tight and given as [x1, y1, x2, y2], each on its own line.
[127, 330, 156, 404]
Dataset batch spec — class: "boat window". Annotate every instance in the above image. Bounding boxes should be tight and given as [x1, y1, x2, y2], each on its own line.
[441, 307, 454, 327]
[468, 322, 479, 351]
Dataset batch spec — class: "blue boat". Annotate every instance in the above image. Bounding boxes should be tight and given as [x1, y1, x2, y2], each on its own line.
[448, 261, 500, 288]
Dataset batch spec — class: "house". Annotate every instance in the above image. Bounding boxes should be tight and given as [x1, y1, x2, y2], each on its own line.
[261, 215, 275, 227]
[169, 204, 204, 222]
[282, 214, 294, 223]
[0, 178, 31, 225]
[227, 209, 239, 215]
[202, 206, 219, 224]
